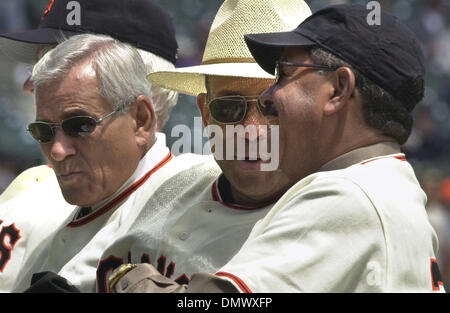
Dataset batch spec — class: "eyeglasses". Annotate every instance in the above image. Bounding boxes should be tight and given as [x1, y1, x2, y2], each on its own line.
[208, 95, 263, 124]
[208, 94, 280, 125]
[27, 107, 121, 143]
[275, 61, 339, 84]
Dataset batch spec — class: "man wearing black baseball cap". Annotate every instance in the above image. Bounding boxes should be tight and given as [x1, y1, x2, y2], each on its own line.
[223, 4, 441, 292]
[106, 4, 444, 293]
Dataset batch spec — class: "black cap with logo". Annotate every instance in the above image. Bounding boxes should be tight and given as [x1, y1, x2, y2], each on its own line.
[0, 0, 178, 65]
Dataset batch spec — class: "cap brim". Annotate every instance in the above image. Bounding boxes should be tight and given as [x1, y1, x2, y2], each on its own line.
[244, 31, 316, 74]
[147, 62, 274, 96]
[0, 28, 80, 63]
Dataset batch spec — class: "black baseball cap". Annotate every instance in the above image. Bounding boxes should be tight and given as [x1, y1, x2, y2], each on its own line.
[0, 0, 178, 65]
[244, 4, 425, 111]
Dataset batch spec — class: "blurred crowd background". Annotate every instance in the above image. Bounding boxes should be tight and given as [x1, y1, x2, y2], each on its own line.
[0, 0, 448, 290]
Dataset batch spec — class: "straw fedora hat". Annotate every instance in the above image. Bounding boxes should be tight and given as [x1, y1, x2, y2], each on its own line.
[148, 0, 311, 96]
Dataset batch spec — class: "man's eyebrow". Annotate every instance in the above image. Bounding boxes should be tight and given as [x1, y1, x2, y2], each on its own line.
[59, 108, 93, 120]
[36, 108, 91, 123]
[67, 107, 92, 115]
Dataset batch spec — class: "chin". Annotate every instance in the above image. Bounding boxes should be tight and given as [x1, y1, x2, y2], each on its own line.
[233, 171, 277, 196]
[63, 195, 90, 207]
[61, 189, 96, 207]
[239, 186, 274, 199]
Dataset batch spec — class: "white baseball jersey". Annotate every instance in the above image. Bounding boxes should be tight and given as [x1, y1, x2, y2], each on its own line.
[11, 134, 216, 292]
[0, 165, 75, 292]
[94, 170, 274, 292]
[216, 143, 444, 292]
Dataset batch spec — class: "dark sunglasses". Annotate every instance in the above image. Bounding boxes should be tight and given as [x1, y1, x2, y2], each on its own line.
[275, 61, 339, 84]
[208, 94, 280, 125]
[209, 95, 274, 124]
[27, 107, 121, 143]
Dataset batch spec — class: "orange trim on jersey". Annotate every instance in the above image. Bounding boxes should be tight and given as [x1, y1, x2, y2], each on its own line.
[360, 154, 406, 165]
[46, 164, 53, 168]
[216, 271, 252, 293]
[211, 181, 266, 211]
[67, 152, 173, 227]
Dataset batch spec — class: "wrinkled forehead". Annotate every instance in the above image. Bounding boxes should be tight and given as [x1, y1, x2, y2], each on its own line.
[206, 75, 274, 98]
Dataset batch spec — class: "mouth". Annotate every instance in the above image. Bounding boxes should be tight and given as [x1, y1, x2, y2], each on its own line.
[58, 171, 81, 181]
[236, 157, 264, 170]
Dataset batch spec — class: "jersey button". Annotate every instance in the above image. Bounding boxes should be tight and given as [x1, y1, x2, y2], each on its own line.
[178, 232, 189, 241]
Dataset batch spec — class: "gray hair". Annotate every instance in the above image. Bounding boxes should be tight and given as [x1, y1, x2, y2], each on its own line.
[137, 50, 178, 130]
[309, 47, 414, 145]
[32, 34, 152, 115]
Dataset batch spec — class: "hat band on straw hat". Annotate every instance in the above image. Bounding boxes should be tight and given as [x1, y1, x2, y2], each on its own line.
[201, 58, 255, 65]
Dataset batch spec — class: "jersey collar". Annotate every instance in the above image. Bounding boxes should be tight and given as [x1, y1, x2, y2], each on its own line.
[211, 174, 272, 210]
[318, 141, 404, 172]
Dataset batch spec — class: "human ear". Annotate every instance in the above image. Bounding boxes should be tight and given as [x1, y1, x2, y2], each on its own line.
[323, 67, 356, 116]
[197, 93, 211, 127]
[133, 95, 156, 147]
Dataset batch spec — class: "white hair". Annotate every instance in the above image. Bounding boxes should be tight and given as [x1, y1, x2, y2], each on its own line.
[32, 34, 152, 116]
[32, 34, 178, 130]
[137, 49, 178, 130]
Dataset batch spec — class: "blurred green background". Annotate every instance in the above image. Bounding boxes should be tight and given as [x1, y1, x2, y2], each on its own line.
[0, 0, 449, 289]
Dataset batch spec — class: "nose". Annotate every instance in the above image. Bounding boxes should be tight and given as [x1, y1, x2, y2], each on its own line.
[258, 86, 273, 107]
[23, 76, 34, 94]
[48, 128, 76, 162]
[257, 86, 278, 126]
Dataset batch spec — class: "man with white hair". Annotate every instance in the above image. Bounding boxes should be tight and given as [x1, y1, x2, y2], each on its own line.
[0, 0, 179, 131]
[0, 0, 208, 292]
[10, 33, 215, 292]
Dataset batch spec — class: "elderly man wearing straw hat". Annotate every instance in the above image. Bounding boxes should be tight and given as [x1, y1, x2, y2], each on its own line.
[91, 0, 312, 293]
